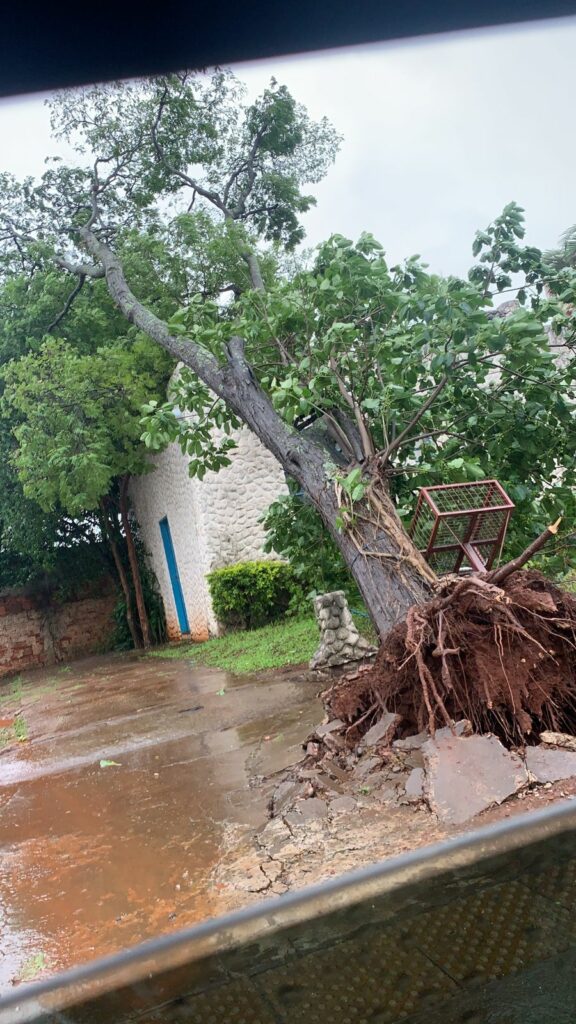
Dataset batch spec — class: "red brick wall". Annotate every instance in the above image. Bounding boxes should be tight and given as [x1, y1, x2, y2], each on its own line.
[0, 581, 118, 678]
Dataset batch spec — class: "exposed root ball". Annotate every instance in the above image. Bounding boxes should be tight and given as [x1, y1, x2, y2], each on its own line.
[327, 570, 576, 748]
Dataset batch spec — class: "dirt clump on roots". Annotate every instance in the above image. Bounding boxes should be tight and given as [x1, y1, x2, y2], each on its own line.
[326, 569, 576, 749]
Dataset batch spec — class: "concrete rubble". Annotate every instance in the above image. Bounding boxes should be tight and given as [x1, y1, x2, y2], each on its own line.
[309, 591, 376, 669]
[540, 731, 576, 752]
[422, 733, 528, 825]
[265, 711, 576, 833]
[525, 746, 576, 784]
[214, 716, 576, 911]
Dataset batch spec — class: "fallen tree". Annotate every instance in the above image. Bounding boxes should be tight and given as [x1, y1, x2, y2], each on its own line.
[1, 72, 576, 645]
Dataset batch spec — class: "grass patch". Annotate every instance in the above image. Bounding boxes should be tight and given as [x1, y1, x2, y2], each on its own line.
[147, 608, 376, 675]
[148, 616, 319, 674]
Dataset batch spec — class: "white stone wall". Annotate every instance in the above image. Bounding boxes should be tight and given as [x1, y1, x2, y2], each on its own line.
[130, 426, 286, 641]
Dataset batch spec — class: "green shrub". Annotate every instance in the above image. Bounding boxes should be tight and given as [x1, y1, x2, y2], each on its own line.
[207, 560, 298, 630]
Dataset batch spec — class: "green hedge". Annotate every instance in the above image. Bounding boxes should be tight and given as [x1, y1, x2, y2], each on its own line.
[207, 560, 297, 630]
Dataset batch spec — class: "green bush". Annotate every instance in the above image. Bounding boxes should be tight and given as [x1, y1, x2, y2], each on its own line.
[207, 560, 298, 630]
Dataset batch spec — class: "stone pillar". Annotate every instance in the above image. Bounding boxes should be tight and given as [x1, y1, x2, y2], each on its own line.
[309, 591, 376, 670]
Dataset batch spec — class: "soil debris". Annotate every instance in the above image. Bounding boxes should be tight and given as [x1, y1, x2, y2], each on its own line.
[325, 569, 576, 749]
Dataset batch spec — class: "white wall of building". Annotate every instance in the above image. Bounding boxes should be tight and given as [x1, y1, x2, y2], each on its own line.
[130, 426, 287, 641]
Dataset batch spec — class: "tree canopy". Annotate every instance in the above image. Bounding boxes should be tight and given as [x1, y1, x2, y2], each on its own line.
[147, 206, 576, 583]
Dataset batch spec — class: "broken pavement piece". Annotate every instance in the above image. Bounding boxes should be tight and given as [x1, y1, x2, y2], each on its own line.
[270, 780, 303, 818]
[539, 731, 576, 753]
[434, 719, 473, 740]
[405, 768, 424, 802]
[525, 746, 576, 784]
[314, 719, 344, 738]
[423, 733, 528, 825]
[285, 797, 329, 826]
[261, 859, 283, 883]
[230, 855, 272, 893]
[361, 712, 402, 751]
[330, 795, 357, 814]
[393, 732, 428, 752]
[352, 755, 381, 778]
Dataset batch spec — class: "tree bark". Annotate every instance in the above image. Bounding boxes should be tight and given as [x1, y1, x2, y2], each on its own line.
[99, 499, 142, 649]
[119, 475, 152, 649]
[81, 228, 434, 637]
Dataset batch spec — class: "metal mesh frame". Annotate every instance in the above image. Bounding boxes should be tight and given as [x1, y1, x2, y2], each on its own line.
[409, 480, 515, 575]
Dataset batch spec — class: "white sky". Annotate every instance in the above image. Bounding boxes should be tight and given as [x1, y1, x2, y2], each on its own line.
[1, 16, 575, 276]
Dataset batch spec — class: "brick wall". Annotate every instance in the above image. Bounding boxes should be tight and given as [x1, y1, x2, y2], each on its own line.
[0, 580, 118, 678]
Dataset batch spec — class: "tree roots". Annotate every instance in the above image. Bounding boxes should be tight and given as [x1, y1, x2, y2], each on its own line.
[327, 570, 576, 748]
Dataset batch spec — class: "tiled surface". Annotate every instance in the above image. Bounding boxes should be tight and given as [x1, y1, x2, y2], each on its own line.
[409, 879, 575, 984]
[12, 846, 576, 1023]
[258, 927, 456, 1024]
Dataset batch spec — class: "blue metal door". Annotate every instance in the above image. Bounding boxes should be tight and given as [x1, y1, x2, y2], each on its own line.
[159, 516, 190, 634]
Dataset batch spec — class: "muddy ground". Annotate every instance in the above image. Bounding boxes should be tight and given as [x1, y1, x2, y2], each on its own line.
[1, 651, 575, 992]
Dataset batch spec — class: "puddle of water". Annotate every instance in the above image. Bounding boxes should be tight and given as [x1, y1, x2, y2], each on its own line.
[0, 652, 320, 990]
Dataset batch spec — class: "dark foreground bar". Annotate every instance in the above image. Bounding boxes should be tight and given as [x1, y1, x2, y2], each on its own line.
[2, 799, 576, 1023]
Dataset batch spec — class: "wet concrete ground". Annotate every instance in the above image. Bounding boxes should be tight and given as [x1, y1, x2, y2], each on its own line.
[0, 653, 321, 991]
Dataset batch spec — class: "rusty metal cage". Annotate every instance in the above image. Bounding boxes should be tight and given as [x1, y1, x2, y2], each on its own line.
[409, 479, 515, 575]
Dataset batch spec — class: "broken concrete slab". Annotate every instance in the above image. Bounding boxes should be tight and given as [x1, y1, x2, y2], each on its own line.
[314, 719, 344, 738]
[330, 795, 357, 814]
[270, 780, 304, 818]
[318, 757, 350, 783]
[322, 732, 345, 754]
[540, 731, 576, 753]
[361, 712, 401, 750]
[393, 732, 428, 752]
[405, 749, 425, 770]
[434, 719, 473, 741]
[261, 859, 283, 883]
[231, 855, 272, 893]
[423, 734, 528, 825]
[525, 746, 576, 784]
[405, 768, 425, 802]
[353, 755, 381, 778]
[287, 797, 329, 824]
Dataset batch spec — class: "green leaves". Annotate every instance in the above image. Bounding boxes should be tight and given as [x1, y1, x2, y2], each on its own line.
[207, 560, 298, 629]
[141, 365, 240, 479]
[338, 466, 366, 504]
[2, 336, 171, 515]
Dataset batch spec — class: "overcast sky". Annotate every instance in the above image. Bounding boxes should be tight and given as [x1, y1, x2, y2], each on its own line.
[1, 16, 574, 277]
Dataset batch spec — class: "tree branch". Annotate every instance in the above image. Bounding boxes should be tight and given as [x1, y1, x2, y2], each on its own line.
[224, 126, 266, 217]
[329, 357, 375, 460]
[150, 89, 227, 214]
[489, 517, 562, 585]
[380, 374, 449, 464]
[45, 275, 86, 334]
[55, 255, 105, 279]
[76, 226, 318, 480]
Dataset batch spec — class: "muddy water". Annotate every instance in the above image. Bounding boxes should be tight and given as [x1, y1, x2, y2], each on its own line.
[0, 653, 320, 991]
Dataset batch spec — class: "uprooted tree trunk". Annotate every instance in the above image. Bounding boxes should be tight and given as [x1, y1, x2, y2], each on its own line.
[78, 226, 436, 638]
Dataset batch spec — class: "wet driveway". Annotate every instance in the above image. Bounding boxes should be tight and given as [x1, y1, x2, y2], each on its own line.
[0, 652, 321, 991]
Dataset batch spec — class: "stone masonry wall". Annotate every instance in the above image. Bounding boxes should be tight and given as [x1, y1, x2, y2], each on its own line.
[0, 583, 117, 679]
[129, 442, 211, 641]
[196, 426, 287, 574]
[130, 425, 287, 641]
